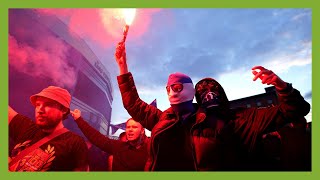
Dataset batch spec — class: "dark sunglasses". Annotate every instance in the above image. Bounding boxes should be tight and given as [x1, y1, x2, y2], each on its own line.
[166, 83, 184, 93]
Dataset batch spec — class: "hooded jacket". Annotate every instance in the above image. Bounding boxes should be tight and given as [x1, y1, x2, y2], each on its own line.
[117, 73, 310, 171]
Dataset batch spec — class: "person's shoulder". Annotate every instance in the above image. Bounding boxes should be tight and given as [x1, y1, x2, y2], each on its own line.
[67, 131, 84, 138]
[160, 107, 176, 121]
[12, 114, 33, 122]
[10, 113, 36, 130]
[163, 107, 174, 114]
[192, 103, 199, 109]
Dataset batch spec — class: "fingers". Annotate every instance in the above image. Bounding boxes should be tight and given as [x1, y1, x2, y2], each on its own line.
[117, 42, 125, 49]
[252, 66, 285, 88]
[252, 68, 273, 82]
[70, 109, 80, 115]
[260, 73, 275, 85]
[115, 43, 126, 60]
[267, 76, 278, 86]
[252, 66, 267, 80]
[252, 67, 280, 87]
[116, 42, 125, 52]
[251, 66, 265, 71]
[252, 66, 264, 81]
[252, 69, 268, 81]
[70, 109, 82, 120]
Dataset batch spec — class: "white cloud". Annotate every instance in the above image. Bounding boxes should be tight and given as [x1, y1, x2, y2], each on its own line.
[291, 11, 311, 21]
[217, 68, 268, 101]
[263, 41, 311, 73]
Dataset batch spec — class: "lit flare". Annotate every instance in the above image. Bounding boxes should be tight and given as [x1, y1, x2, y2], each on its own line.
[121, 9, 136, 43]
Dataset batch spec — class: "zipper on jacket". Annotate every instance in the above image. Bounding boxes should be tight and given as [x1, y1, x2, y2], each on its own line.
[189, 112, 206, 170]
[150, 118, 180, 171]
[190, 123, 199, 170]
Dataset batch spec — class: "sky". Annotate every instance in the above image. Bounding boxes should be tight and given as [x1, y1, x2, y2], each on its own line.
[9, 8, 312, 136]
[99, 9, 312, 135]
[101, 8, 312, 136]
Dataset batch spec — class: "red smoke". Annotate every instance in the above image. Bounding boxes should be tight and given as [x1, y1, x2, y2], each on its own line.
[9, 8, 162, 89]
[35, 8, 162, 47]
[9, 34, 77, 88]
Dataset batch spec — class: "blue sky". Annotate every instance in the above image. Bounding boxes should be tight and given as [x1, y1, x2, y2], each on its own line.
[91, 8, 311, 135]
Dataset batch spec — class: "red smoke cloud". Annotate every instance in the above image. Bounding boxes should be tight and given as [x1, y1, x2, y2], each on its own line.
[35, 8, 162, 47]
[9, 34, 77, 88]
[9, 8, 162, 89]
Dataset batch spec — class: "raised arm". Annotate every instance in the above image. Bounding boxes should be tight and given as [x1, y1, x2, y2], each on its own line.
[71, 109, 119, 154]
[234, 66, 310, 150]
[251, 65, 310, 117]
[114, 43, 162, 131]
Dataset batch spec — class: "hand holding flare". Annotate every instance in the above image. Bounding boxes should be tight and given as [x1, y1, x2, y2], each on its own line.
[114, 9, 136, 75]
[115, 42, 128, 75]
[115, 42, 126, 64]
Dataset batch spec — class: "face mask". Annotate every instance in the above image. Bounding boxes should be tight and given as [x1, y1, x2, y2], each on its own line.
[167, 83, 195, 105]
[196, 79, 221, 109]
[167, 72, 195, 105]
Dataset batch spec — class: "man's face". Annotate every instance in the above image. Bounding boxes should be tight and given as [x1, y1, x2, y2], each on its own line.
[34, 97, 65, 130]
[125, 119, 144, 142]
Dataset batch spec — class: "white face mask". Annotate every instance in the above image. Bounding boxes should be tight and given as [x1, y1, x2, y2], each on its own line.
[168, 83, 195, 104]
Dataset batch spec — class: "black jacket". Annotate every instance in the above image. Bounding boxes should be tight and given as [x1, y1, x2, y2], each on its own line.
[118, 72, 310, 171]
[75, 117, 148, 171]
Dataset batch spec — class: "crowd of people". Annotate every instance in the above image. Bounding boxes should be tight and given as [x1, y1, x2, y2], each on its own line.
[8, 42, 311, 172]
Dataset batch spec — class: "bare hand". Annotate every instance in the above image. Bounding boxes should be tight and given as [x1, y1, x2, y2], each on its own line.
[252, 66, 287, 90]
[70, 109, 81, 120]
[114, 42, 129, 75]
[115, 42, 127, 66]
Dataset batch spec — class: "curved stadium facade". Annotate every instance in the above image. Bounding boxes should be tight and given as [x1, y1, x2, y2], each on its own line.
[9, 9, 113, 137]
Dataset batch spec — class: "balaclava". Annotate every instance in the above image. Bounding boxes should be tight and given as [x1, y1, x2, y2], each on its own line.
[195, 78, 230, 115]
[167, 72, 195, 115]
